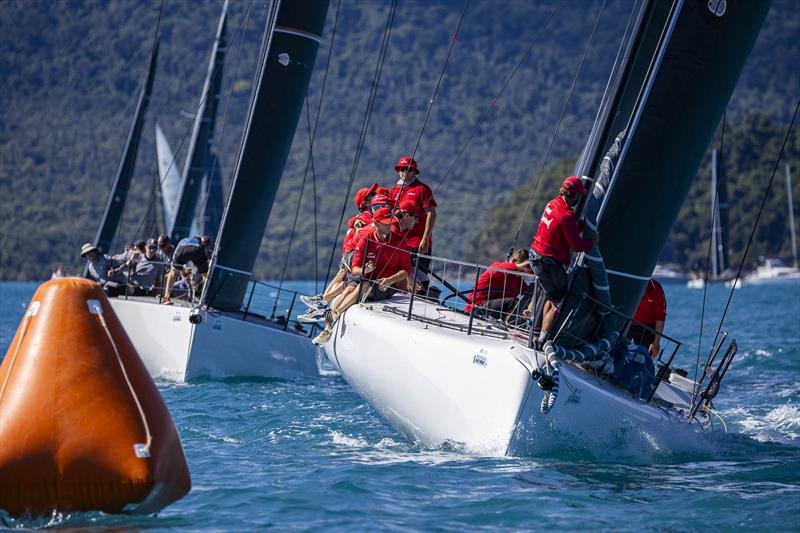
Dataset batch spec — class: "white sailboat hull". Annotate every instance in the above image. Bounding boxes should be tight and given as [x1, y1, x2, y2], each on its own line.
[110, 298, 320, 382]
[325, 298, 701, 455]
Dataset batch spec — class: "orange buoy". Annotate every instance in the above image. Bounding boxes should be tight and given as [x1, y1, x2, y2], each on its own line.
[0, 278, 190, 517]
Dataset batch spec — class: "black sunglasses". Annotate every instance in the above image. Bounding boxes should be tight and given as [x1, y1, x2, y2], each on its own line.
[370, 203, 391, 212]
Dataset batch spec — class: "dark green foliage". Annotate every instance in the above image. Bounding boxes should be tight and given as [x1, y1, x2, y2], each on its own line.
[0, 0, 797, 281]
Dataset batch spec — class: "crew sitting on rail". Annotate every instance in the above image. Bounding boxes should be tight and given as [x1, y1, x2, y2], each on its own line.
[299, 184, 381, 321]
[81, 242, 124, 295]
[626, 278, 667, 358]
[126, 238, 168, 296]
[162, 235, 211, 305]
[527, 176, 597, 348]
[389, 156, 436, 278]
[466, 248, 532, 320]
[312, 207, 412, 346]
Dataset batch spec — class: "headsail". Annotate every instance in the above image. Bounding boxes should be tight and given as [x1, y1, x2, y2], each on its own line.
[169, 1, 228, 243]
[94, 39, 159, 254]
[559, 0, 771, 344]
[205, 0, 330, 312]
[154, 122, 182, 232]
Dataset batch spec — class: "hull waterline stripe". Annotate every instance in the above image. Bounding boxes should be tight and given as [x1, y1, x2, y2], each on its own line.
[606, 268, 650, 281]
[274, 26, 323, 44]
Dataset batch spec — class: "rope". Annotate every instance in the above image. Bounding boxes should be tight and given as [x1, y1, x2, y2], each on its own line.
[91, 301, 153, 456]
[511, 0, 608, 249]
[323, 0, 398, 285]
[692, 113, 725, 406]
[710, 97, 800, 345]
[130, 1, 256, 244]
[410, 0, 470, 159]
[431, 0, 564, 196]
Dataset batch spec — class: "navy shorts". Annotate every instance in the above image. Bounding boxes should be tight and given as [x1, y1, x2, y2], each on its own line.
[172, 244, 209, 274]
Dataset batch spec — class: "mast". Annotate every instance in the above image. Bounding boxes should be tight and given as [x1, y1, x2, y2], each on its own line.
[200, 154, 224, 241]
[711, 149, 723, 278]
[556, 0, 771, 346]
[788, 164, 798, 269]
[94, 39, 159, 254]
[205, 0, 330, 312]
[169, 1, 228, 243]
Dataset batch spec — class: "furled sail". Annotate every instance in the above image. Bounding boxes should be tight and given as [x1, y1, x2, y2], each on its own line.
[94, 39, 159, 255]
[558, 0, 771, 347]
[169, 1, 228, 243]
[205, 0, 330, 312]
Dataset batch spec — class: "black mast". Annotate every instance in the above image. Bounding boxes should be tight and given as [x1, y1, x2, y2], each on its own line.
[205, 0, 330, 312]
[94, 39, 159, 254]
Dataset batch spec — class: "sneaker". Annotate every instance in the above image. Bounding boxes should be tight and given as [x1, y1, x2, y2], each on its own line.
[300, 294, 327, 310]
[312, 328, 332, 347]
[297, 308, 326, 323]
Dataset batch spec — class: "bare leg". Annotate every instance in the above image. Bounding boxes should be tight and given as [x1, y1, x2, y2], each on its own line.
[323, 268, 346, 303]
[540, 299, 557, 336]
[163, 268, 179, 300]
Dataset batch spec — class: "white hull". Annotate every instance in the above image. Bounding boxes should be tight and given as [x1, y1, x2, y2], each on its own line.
[110, 298, 320, 382]
[325, 297, 705, 455]
[744, 266, 800, 284]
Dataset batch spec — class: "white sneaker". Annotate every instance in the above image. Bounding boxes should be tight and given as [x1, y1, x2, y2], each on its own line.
[300, 294, 327, 309]
[312, 328, 332, 346]
[297, 308, 325, 323]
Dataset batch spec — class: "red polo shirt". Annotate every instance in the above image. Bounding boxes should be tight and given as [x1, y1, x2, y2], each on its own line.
[633, 279, 667, 325]
[531, 195, 593, 264]
[352, 230, 412, 280]
[389, 178, 436, 248]
[465, 261, 524, 313]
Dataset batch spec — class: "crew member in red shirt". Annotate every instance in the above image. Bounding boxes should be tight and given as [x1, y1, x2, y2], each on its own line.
[627, 278, 667, 357]
[389, 156, 436, 274]
[528, 175, 597, 346]
[466, 248, 531, 319]
[313, 208, 411, 346]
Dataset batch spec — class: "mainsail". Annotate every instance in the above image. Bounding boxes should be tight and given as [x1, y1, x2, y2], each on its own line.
[205, 0, 330, 312]
[560, 0, 771, 345]
[94, 39, 159, 254]
[169, 1, 228, 243]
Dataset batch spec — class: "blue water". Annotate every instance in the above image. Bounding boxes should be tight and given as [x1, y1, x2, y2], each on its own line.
[1, 281, 799, 531]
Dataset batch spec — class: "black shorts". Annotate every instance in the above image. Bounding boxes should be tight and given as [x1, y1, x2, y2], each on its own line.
[172, 244, 209, 274]
[532, 257, 567, 301]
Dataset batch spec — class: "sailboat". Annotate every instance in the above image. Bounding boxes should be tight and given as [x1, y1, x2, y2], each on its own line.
[102, 1, 331, 381]
[323, 0, 770, 453]
[686, 148, 740, 288]
[744, 164, 800, 283]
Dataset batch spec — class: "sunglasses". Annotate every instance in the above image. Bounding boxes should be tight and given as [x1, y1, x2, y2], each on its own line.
[370, 203, 391, 212]
[397, 167, 416, 173]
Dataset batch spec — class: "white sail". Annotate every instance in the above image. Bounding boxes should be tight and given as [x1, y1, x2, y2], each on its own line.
[155, 123, 181, 231]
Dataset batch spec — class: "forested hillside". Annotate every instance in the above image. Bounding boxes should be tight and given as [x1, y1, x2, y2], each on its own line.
[0, 0, 798, 280]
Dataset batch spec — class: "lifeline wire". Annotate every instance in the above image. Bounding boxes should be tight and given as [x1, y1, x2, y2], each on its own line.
[511, 0, 608, 249]
[323, 0, 398, 285]
[432, 0, 564, 195]
[410, 0, 470, 159]
[711, 97, 800, 345]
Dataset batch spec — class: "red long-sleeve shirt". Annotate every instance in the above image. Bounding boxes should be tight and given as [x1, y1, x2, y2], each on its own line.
[531, 195, 593, 263]
[351, 230, 412, 280]
[633, 279, 667, 326]
[389, 178, 436, 248]
[465, 261, 524, 313]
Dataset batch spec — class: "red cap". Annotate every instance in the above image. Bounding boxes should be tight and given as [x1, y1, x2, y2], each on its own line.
[394, 156, 419, 173]
[354, 183, 379, 210]
[561, 175, 587, 195]
[370, 192, 394, 208]
[372, 207, 395, 225]
[375, 186, 391, 196]
[397, 199, 421, 216]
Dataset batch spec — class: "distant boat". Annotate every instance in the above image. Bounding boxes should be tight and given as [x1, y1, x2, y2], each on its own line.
[652, 263, 689, 284]
[744, 164, 800, 283]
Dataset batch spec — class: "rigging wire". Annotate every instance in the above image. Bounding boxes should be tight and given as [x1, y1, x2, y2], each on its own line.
[275, 0, 341, 295]
[431, 0, 564, 196]
[692, 113, 725, 400]
[511, 0, 608, 249]
[410, 0, 470, 159]
[128, 0, 257, 244]
[710, 97, 800, 345]
[323, 0, 399, 285]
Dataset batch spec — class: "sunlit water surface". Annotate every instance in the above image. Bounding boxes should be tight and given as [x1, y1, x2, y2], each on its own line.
[1, 280, 798, 531]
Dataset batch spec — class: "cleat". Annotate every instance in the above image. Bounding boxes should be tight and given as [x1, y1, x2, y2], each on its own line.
[297, 308, 325, 323]
[312, 328, 332, 347]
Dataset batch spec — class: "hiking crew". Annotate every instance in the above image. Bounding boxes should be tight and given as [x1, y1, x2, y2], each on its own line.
[627, 278, 667, 357]
[529, 176, 596, 346]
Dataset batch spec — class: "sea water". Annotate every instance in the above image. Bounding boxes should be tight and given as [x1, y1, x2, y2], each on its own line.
[1, 280, 798, 531]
